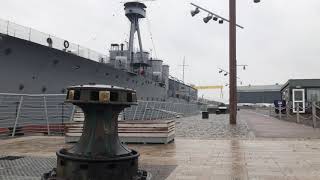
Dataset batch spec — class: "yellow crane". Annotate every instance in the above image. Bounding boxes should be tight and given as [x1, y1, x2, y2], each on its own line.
[193, 85, 224, 98]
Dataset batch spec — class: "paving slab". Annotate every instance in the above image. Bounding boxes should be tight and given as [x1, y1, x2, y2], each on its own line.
[1, 136, 320, 179]
[2, 112, 320, 179]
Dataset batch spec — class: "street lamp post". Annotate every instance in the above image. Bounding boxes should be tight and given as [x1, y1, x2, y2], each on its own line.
[190, 0, 260, 125]
[229, 0, 237, 124]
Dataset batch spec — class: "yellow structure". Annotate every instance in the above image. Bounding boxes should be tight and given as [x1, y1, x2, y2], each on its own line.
[193, 86, 224, 98]
[193, 86, 223, 90]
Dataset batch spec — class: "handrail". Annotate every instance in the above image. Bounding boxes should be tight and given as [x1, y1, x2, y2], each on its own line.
[0, 93, 66, 97]
[0, 18, 109, 64]
[0, 93, 200, 137]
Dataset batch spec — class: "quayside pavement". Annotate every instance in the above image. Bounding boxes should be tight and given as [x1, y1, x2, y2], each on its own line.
[1, 110, 320, 179]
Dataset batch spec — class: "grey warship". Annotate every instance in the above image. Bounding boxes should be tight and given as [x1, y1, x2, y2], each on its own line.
[0, 2, 198, 103]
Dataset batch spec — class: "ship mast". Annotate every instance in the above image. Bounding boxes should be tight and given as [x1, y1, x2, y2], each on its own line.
[124, 2, 147, 71]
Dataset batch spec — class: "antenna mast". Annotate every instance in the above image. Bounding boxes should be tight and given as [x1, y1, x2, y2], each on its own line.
[179, 57, 188, 82]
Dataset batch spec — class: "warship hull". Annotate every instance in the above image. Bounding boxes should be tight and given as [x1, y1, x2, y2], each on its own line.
[0, 34, 170, 101]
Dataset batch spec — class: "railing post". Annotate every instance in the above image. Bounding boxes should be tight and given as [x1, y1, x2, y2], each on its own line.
[296, 103, 300, 123]
[12, 96, 23, 137]
[165, 103, 170, 118]
[69, 105, 76, 122]
[161, 103, 168, 119]
[28, 28, 31, 41]
[312, 102, 316, 128]
[6, 21, 9, 34]
[142, 102, 148, 120]
[43, 96, 50, 135]
[61, 102, 65, 134]
[156, 102, 163, 120]
[279, 104, 282, 120]
[150, 102, 156, 120]
[286, 102, 289, 119]
[133, 102, 139, 120]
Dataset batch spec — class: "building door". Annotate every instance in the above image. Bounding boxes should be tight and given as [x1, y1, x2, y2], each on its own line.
[292, 89, 305, 113]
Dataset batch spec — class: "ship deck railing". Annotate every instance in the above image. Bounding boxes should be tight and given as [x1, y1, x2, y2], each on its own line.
[0, 93, 200, 138]
[0, 18, 109, 63]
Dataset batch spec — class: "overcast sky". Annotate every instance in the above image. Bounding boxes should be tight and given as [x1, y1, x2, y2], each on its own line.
[1, 0, 320, 102]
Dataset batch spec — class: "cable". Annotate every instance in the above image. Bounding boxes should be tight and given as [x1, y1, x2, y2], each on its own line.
[146, 16, 158, 59]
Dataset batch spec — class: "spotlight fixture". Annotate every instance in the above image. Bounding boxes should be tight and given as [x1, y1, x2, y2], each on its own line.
[191, 8, 200, 17]
[203, 14, 213, 23]
[224, 73, 228, 76]
[219, 70, 223, 73]
[218, 19, 224, 24]
[254, 0, 261, 3]
[212, 17, 218, 21]
[243, 66, 246, 70]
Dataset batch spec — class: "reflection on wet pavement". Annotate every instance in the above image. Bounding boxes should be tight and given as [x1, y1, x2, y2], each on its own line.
[2, 110, 320, 179]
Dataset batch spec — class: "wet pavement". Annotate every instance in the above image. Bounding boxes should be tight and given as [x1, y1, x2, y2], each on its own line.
[175, 113, 251, 139]
[243, 109, 320, 139]
[1, 110, 320, 179]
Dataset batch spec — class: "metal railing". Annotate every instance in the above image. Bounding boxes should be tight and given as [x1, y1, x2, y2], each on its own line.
[0, 93, 200, 137]
[123, 101, 199, 120]
[0, 93, 73, 137]
[269, 101, 320, 128]
[0, 18, 108, 63]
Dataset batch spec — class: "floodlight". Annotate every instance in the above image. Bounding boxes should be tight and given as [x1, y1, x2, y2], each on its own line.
[191, 8, 200, 17]
[203, 14, 213, 23]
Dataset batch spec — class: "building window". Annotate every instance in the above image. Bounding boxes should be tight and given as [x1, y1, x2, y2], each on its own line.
[307, 88, 320, 102]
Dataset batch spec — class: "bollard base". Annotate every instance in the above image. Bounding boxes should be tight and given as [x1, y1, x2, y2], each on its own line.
[42, 149, 152, 180]
[42, 169, 151, 180]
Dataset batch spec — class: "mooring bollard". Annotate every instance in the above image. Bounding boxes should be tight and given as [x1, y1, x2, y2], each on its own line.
[43, 85, 150, 180]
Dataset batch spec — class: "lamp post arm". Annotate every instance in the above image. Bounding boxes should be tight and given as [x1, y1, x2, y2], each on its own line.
[190, 3, 244, 29]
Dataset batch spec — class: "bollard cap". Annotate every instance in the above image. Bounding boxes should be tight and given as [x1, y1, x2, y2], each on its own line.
[65, 84, 137, 105]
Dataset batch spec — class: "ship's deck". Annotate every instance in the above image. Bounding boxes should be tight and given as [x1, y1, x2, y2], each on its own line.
[1, 110, 320, 180]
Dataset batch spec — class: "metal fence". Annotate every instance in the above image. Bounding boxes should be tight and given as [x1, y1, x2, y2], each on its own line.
[0, 18, 108, 63]
[123, 101, 199, 120]
[0, 93, 200, 137]
[269, 101, 320, 128]
[0, 93, 74, 137]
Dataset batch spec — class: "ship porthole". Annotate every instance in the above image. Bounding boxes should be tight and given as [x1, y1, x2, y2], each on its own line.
[63, 40, 69, 49]
[53, 59, 59, 65]
[4, 48, 12, 55]
[47, 38, 53, 46]
[42, 86, 47, 93]
[19, 84, 24, 91]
